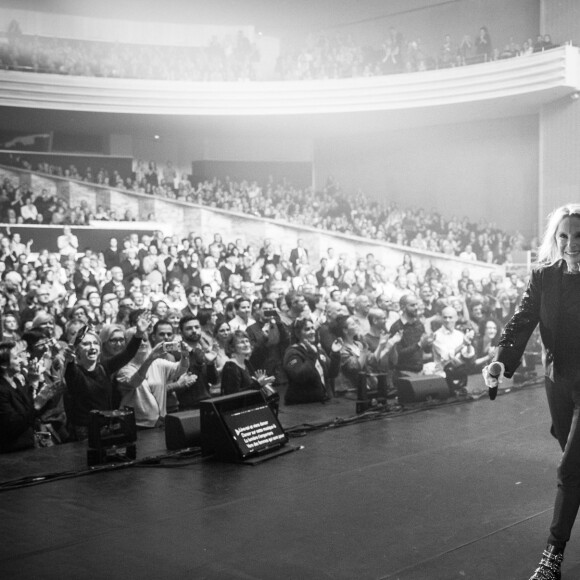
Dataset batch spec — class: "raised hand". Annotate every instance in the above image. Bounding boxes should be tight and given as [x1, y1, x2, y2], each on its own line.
[149, 342, 165, 358]
[331, 338, 344, 353]
[135, 312, 152, 335]
[254, 369, 275, 387]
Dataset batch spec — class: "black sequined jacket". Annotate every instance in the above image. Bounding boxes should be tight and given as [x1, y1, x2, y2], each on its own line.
[496, 260, 564, 380]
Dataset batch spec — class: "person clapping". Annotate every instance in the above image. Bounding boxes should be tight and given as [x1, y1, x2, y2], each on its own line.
[220, 330, 274, 396]
[62, 313, 151, 440]
[116, 332, 191, 428]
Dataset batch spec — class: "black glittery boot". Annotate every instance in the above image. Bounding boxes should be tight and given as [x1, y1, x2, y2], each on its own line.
[528, 544, 564, 580]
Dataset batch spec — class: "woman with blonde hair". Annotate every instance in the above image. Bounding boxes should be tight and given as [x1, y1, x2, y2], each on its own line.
[63, 314, 150, 440]
[484, 203, 580, 579]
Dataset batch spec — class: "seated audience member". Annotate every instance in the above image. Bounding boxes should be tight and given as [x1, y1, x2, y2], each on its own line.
[283, 318, 342, 405]
[175, 314, 217, 409]
[220, 330, 274, 395]
[389, 293, 431, 377]
[0, 340, 35, 452]
[62, 314, 149, 440]
[116, 329, 190, 428]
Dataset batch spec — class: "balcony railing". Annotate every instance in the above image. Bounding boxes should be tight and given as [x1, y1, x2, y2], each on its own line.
[0, 45, 578, 117]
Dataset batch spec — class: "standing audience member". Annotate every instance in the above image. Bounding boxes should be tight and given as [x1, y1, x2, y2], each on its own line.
[220, 330, 274, 395]
[390, 293, 431, 377]
[246, 298, 289, 388]
[431, 306, 475, 393]
[57, 226, 78, 261]
[332, 314, 401, 395]
[63, 314, 150, 440]
[284, 318, 342, 405]
[228, 296, 254, 331]
[176, 314, 217, 409]
[352, 294, 372, 336]
[469, 318, 500, 374]
[0, 340, 35, 452]
[116, 330, 190, 428]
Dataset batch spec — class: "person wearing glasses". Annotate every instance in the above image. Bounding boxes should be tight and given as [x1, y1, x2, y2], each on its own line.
[99, 324, 127, 364]
[116, 329, 191, 428]
[62, 313, 151, 441]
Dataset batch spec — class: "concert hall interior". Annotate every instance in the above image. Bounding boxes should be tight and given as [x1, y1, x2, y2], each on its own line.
[1, 1, 580, 579]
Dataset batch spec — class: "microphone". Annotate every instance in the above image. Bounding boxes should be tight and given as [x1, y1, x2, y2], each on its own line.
[487, 361, 503, 401]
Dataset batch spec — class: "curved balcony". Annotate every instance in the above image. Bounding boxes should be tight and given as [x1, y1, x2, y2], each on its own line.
[0, 45, 578, 134]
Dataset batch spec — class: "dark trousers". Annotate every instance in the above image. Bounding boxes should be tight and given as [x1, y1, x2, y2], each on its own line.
[545, 372, 580, 549]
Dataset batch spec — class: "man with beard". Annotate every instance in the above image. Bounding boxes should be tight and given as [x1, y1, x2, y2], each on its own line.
[389, 293, 432, 378]
[175, 314, 217, 410]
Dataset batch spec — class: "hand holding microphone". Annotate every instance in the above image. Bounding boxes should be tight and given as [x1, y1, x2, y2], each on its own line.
[482, 361, 505, 400]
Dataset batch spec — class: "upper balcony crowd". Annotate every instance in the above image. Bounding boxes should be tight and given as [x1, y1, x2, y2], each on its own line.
[0, 18, 561, 82]
[1, 154, 532, 267]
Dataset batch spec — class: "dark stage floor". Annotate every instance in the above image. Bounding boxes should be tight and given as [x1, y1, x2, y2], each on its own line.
[1, 373, 579, 580]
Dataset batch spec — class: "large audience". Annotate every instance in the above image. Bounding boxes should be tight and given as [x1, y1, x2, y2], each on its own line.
[0, 190, 539, 452]
[0, 13, 547, 455]
[0, 154, 532, 266]
[0, 18, 561, 82]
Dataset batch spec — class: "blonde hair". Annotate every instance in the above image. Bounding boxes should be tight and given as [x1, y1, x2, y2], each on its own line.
[536, 203, 580, 266]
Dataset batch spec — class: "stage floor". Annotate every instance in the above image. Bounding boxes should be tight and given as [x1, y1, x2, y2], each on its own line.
[1, 376, 580, 580]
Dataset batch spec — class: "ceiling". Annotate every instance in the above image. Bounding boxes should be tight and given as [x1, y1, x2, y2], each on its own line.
[5, 0, 465, 35]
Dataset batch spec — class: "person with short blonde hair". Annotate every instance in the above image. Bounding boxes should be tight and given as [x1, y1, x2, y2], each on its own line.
[486, 203, 580, 579]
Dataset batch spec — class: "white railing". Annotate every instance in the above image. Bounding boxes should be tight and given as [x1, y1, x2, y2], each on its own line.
[0, 46, 578, 116]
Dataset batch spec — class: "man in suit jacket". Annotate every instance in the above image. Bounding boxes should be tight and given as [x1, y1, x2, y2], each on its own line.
[289, 239, 309, 270]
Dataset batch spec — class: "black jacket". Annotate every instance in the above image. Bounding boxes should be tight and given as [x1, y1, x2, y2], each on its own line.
[0, 376, 35, 452]
[496, 260, 563, 380]
[283, 342, 340, 405]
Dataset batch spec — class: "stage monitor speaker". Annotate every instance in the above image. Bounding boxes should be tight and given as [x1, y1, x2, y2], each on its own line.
[165, 410, 201, 450]
[200, 390, 290, 463]
[87, 407, 137, 466]
[394, 375, 450, 404]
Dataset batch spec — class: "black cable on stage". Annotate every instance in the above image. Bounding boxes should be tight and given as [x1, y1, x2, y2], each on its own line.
[0, 447, 202, 492]
[283, 375, 544, 437]
[0, 378, 543, 492]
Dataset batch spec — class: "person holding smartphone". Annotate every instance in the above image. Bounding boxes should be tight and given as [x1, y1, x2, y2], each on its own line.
[246, 298, 289, 389]
[116, 330, 190, 428]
